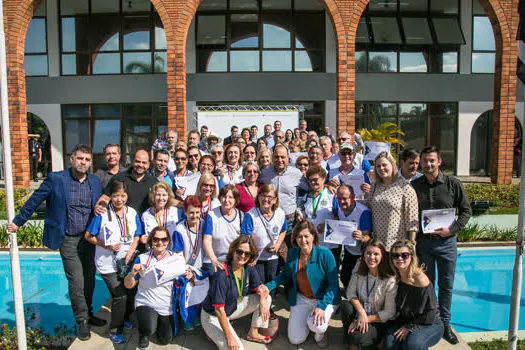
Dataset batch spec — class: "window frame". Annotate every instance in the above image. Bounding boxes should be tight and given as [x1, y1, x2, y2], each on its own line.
[25, 1, 49, 77]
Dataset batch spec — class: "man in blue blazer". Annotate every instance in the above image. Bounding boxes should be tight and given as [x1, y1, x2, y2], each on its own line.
[8, 144, 105, 341]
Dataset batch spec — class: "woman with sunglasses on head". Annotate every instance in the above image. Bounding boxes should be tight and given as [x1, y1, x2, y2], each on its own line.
[341, 239, 397, 350]
[195, 172, 221, 221]
[259, 221, 340, 347]
[384, 240, 443, 350]
[202, 184, 243, 276]
[84, 180, 142, 344]
[124, 227, 178, 349]
[257, 148, 272, 171]
[243, 144, 257, 163]
[364, 152, 418, 251]
[141, 182, 181, 249]
[218, 143, 244, 186]
[187, 146, 202, 173]
[236, 162, 261, 214]
[201, 235, 273, 348]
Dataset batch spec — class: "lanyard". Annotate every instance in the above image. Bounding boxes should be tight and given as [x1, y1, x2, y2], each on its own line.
[111, 204, 129, 240]
[227, 164, 239, 182]
[144, 250, 169, 269]
[184, 220, 201, 260]
[233, 267, 244, 303]
[155, 208, 168, 227]
[366, 274, 377, 302]
[201, 197, 211, 220]
[177, 168, 189, 177]
[311, 187, 325, 219]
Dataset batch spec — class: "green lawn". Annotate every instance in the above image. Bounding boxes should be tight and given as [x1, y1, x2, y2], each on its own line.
[470, 339, 525, 350]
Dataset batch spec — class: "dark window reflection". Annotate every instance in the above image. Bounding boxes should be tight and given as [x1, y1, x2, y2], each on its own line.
[65, 120, 90, 152]
[231, 14, 259, 48]
[93, 120, 120, 153]
[355, 51, 366, 72]
[124, 16, 150, 50]
[368, 52, 397, 72]
[197, 16, 226, 45]
[432, 18, 465, 44]
[399, 103, 427, 152]
[402, 18, 433, 45]
[154, 52, 167, 72]
[371, 17, 402, 44]
[123, 52, 153, 73]
[92, 0, 119, 13]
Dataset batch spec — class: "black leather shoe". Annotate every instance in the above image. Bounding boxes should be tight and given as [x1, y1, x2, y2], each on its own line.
[77, 320, 90, 341]
[138, 335, 150, 349]
[88, 316, 107, 327]
[443, 325, 459, 345]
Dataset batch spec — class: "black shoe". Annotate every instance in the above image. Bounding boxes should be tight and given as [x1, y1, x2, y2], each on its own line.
[138, 335, 150, 349]
[77, 320, 90, 341]
[88, 316, 107, 327]
[443, 325, 459, 345]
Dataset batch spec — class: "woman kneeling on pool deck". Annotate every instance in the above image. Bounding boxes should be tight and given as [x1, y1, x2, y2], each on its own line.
[384, 240, 444, 350]
[201, 235, 273, 349]
[84, 180, 142, 344]
[258, 220, 341, 347]
[341, 239, 397, 349]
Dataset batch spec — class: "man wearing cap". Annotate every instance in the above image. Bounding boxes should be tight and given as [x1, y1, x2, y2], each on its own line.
[327, 142, 370, 193]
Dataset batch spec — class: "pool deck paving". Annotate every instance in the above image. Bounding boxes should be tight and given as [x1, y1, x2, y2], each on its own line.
[69, 295, 471, 350]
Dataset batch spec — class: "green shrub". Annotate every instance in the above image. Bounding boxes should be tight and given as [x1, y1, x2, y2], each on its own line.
[0, 189, 33, 213]
[464, 184, 520, 208]
[457, 223, 517, 242]
[0, 222, 44, 248]
[470, 339, 525, 350]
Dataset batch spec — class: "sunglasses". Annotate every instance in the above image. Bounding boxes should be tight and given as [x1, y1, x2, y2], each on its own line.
[391, 252, 411, 260]
[340, 151, 353, 156]
[175, 157, 187, 161]
[297, 163, 309, 167]
[152, 236, 169, 243]
[189, 154, 200, 159]
[338, 137, 350, 142]
[235, 249, 251, 258]
[246, 170, 259, 174]
[201, 183, 215, 188]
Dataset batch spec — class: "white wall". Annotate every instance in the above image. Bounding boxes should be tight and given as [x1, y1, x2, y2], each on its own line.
[26, 104, 63, 171]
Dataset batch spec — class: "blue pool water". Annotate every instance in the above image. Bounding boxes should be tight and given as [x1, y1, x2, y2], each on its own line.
[0, 249, 523, 334]
[452, 248, 525, 333]
[0, 253, 108, 333]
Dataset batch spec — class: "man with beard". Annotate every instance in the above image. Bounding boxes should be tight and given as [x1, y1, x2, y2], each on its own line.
[8, 144, 105, 341]
[94, 144, 128, 188]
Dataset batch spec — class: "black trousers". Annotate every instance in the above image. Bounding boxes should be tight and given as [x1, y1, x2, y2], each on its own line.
[340, 251, 360, 290]
[101, 273, 135, 331]
[29, 155, 39, 179]
[59, 235, 96, 323]
[341, 301, 386, 349]
[136, 306, 174, 345]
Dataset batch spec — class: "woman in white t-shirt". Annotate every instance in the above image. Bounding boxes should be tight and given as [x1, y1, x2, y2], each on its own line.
[173, 195, 204, 269]
[141, 182, 181, 249]
[218, 143, 244, 185]
[195, 172, 221, 221]
[202, 184, 242, 276]
[240, 184, 287, 296]
[85, 180, 142, 344]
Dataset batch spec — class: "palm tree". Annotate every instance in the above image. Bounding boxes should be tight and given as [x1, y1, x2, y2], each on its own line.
[124, 54, 166, 73]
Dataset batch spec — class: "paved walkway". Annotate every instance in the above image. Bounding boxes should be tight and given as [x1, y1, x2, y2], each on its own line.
[69, 294, 470, 350]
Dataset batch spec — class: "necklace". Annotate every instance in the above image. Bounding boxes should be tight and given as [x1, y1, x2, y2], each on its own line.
[184, 220, 201, 261]
[110, 204, 130, 243]
[311, 187, 325, 219]
[233, 266, 244, 303]
[154, 208, 169, 227]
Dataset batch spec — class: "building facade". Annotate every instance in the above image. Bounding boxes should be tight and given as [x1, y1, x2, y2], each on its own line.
[3, 0, 520, 187]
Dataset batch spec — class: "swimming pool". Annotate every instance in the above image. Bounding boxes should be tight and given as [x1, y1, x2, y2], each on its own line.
[0, 252, 108, 334]
[452, 247, 525, 333]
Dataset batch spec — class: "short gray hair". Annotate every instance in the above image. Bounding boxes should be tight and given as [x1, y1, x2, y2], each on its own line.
[319, 136, 332, 145]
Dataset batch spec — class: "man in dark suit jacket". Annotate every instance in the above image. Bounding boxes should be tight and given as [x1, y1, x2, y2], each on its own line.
[223, 125, 239, 146]
[8, 144, 105, 341]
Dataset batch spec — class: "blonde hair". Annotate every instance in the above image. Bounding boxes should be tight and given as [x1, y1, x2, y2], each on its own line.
[148, 182, 176, 208]
[389, 239, 424, 285]
[256, 148, 272, 169]
[373, 152, 399, 183]
[196, 172, 218, 199]
[256, 184, 279, 212]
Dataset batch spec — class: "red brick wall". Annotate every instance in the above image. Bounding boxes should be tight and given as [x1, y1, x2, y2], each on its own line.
[4, 0, 520, 186]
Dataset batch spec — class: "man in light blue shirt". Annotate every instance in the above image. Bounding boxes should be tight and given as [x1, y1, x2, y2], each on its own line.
[399, 148, 423, 183]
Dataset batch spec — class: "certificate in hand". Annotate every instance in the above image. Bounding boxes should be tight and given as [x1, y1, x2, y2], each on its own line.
[153, 254, 187, 285]
[339, 174, 364, 199]
[421, 209, 456, 234]
[324, 219, 357, 246]
[175, 173, 200, 199]
[103, 226, 120, 246]
[185, 278, 210, 308]
[364, 142, 391, 161]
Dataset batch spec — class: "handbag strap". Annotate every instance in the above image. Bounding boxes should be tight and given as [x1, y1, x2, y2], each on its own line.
[257, 209, 276, 244]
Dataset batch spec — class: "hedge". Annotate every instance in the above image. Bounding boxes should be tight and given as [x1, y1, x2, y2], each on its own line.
[464, 184, 519, 208]
[0, 189, 33, 213]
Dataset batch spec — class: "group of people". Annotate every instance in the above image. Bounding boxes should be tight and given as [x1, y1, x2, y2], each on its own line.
[8, 119, 472, 350]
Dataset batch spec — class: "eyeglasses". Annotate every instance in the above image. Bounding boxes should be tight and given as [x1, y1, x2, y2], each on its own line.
[201, 163, 214, 168]
[338, 137, 350, 142]
[297, 163, 309, 167]
[175, 157, 187, 161]
[275, 136, 284, 139]
[201, 183, 215, 188]
[189, 154, 200, 159]
[237, 141, 246, 144]
[152, 237, 169, 243]
[391, 252, 411, 260]
[309, 176, 323, 182]
[261, 194, 276, 200]
[235, 249, 252, 258]
[212, 151, 224, 155]
[246, 170, 259, 174]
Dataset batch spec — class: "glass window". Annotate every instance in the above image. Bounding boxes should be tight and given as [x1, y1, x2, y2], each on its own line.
[400, 0, 427, 12]
[368, 0, 397, 12]
[432, 18, 465, 44]
[92, 104, 121, 117]
[295, 51, 313, 71]
[60, 1, 88, 16]
[61, 54, 77, 75]
[34, 0, 46, 17]
[368, 52, 397, 72]
[61, 18, 76, 52]
[92, 0, 119, 13]
[123, 16, 150, 50]
[473, 16, 495, 51]
[93, 120, 120, 153]
[472, 52, 495, 73]
[25, 19, 47, 53]
[294, 13, 325, 50]
[263, 23, 290, 48]
[441, 52, 458, 73]
[230, 51, 259, 71]
[154, 52, 167, 72]
[431, 0, 459, 14]
[200, 50, 228, 71]
[197, 16, 226, 45]
[231, 14, 259, 48]
[65, 120, 90, 152]
[24, 55, 48, 76]
[155, 18, 167, 49]
[402, 18, 432, 44]
[122, 0, 151, 13]
[123, 118, 152, 158]
[294, 0, 324, 10]
[355, 51, 366, 72]
[472, 0, 486, 15]
[356, 18, 369, 44]
[92, 53, 120, 74]
[263, 51, 291, 71]
[263, 0, 291, 10]
[399, 103, 427, 152]
[63, 105, 90, 118]
[429, 103, 457, 172]
[230, 0, 258, 10]
[370, 17, 402, 44]
[400, 52, 427, 72]
[370, 103, 398, 128]
[123, 104, 152, 117]
[198, 0, 227, 11]
[123, 52, 152, 73]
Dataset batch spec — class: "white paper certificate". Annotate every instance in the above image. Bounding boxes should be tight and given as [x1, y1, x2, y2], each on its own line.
[290, 152, 308, 165]
[185, 278, 210, 308]
[175, 173, 201, 199]
[324, 219, 357, 246]
[153, 254, 187, 285]
[103, 226, 121, 246]
[421, 209, 456, 234]
[339, 174, 365, 199]
[364, 142, 391, 161]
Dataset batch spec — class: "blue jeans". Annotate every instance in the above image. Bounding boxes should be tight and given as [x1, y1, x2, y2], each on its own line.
[416, 234, 457, 326]
[384, 321, 444, 350]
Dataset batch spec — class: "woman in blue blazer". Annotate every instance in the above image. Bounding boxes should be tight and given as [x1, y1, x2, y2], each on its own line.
[259, 220, 340, 347]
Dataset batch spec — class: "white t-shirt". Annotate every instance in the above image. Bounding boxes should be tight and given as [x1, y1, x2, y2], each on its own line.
[220, 164, 244, 185]
[335, 202, 372, 255]
[300, 188, 337, 249]
[322, 154, 341, 173]
[173, 220, 204, 269]
[86, 206, 143, 275]
[202, 207, 242, 263]
[142, 206, 181, 250]
[132, 251, 175, 316]
[201, 197, 221, 221]
[240, 207, 287, 261]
